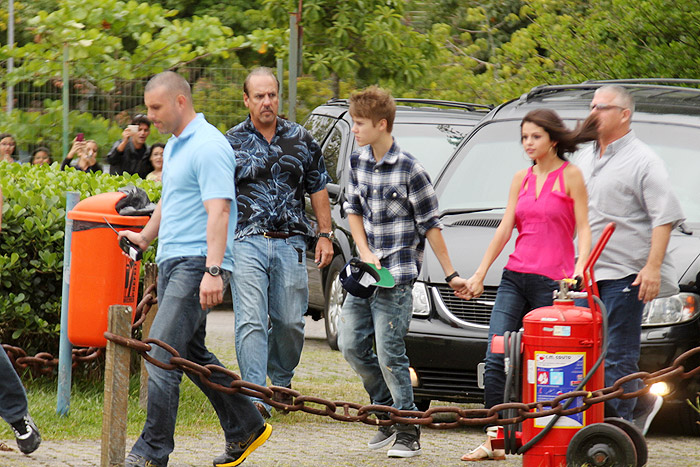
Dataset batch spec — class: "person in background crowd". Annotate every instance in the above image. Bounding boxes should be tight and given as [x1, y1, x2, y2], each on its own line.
[30, 147, 53, 165]
[106, 114, 152, 177]
[0, 134, 18, 163]
[0, 185, 43, 456]
[146, 143, 164, 182]
[61, 138, 102, 173]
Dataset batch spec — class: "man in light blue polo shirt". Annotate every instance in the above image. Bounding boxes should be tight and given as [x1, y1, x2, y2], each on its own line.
[120, 71, 271, 467]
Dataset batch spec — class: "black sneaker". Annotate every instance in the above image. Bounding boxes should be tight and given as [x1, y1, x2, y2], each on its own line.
[633, 394, 663, 436]
[124, 452, 164, 467]
[213, 423, 272, 467]
[10, 413, 41, 455]
[387, 426, 422, 458]
[367, 424, 397, 450]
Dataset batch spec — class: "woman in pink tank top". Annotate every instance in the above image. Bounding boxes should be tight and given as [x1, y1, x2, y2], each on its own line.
[460, 109, 598, 462]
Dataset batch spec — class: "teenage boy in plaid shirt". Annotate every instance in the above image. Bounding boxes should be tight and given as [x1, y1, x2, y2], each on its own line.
[338, 86, 469, 458]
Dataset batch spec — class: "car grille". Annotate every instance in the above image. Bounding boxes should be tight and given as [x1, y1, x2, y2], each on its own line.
[435, 285, 498, 327]
[414, 367, 482, 400]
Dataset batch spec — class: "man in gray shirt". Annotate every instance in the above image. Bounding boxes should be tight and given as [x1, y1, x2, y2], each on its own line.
[573, 85, 684, 435]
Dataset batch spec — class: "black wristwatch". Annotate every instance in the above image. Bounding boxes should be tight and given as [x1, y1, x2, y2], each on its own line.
[445, 271, 460, 283]
[205, 265, 222, 277]
[318, 232, 335, 242]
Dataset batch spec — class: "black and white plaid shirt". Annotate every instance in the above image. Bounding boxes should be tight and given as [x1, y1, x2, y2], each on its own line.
[343, 140, 442, 285]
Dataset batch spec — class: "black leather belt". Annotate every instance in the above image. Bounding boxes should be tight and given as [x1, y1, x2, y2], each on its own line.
[262, 231, 292, 239]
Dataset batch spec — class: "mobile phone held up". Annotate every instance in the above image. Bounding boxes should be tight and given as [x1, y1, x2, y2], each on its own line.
[76, 133, 84, 142]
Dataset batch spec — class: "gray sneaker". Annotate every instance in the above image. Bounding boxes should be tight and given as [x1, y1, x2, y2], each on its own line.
[387, 427, 422, 458]
[10, 413, 41, 455]
[368, 424, 396, 449]
[124, 452, 164, 467]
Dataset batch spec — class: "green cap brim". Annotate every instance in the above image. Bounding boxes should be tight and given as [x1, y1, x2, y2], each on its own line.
[365, 263, 395, 288]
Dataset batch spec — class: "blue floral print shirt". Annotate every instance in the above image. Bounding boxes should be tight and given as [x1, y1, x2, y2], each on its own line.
[226, 116, 331, 239]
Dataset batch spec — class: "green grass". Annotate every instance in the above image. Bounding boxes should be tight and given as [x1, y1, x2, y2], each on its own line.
[0, 337, 369, 441]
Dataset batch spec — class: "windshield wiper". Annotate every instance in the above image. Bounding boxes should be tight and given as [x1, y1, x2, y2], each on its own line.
[439, 207, 505, 218]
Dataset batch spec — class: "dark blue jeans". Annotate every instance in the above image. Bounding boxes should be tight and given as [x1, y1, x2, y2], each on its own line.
[0, 343, 29, 426]
[130, 256, 263, 466]
[596, 275, 644, 420]
[484, 269, 558, 410]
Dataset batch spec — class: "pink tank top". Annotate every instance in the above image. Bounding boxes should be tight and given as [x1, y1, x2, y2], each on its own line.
[505, 162, 575, 280]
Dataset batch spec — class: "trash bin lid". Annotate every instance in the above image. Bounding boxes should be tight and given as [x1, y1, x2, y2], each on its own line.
[67, 192, 150, 226]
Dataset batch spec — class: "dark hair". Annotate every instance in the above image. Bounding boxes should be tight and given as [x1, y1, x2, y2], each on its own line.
[31, 146, 53, 164]
[243, 67, 279, 97]
[348, 86, 397, 133]
[149, 142, 165, 156]
[145, 71, 192, 103]
[131, 114, 151, 126]
[521, 109, 598, 161]
[0, 133, 18, 156]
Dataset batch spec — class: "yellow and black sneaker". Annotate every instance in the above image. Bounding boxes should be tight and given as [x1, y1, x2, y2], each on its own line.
[213, 423, 272, 467]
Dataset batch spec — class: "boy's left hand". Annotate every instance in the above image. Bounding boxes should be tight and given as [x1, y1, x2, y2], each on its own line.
[448, 276, 472, 299]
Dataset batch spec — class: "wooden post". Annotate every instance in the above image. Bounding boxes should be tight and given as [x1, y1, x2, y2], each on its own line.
[101, 305, 132, 467]
[139, 263, 158, 409]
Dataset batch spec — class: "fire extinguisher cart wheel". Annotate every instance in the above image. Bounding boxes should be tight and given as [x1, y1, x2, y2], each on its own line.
[603, 417, 648, 467]
[566, 423, 637, 467]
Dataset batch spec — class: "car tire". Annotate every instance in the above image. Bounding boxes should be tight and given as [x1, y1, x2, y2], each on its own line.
[674, 400, 700, 436]
[324, 255, 346, 351]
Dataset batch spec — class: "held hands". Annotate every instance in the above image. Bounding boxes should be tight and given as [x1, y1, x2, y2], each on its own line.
[454, 273, 485, 301]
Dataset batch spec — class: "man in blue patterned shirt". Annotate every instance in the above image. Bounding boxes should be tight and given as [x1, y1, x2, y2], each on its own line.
[225, 67, 333, 419]
[338, 87, 469, 458]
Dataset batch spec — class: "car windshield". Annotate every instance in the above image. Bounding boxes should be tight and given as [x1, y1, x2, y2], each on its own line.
[437, 119, 700, 224]
[393, 123, 471, 180]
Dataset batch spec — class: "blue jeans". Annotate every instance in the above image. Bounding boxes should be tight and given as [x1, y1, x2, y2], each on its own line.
[130, 256, 263, 466]
[338, 283, 416, 411]
[0, 344, 29, 426]
[484, 269, 558, 410]
[597, 275, 644, 420]
[231, 235, 308, 406]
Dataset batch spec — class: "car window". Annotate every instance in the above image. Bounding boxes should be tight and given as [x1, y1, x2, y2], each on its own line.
[437, 120, 528, 212]
[322, 126, 343, 183]
[437, 119, 700, 223]
[393, 123, 472, 180]
[303, 114, 336, 146]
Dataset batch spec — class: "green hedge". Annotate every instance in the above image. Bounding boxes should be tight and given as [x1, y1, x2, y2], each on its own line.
[0, 162, 161, 354]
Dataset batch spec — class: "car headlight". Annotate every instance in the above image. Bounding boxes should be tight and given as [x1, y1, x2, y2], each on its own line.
[412, 281, 430, 317]
[642, 293, 700, 325]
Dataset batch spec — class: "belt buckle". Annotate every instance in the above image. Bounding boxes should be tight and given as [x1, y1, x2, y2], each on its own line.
[263, 232, 273, 239]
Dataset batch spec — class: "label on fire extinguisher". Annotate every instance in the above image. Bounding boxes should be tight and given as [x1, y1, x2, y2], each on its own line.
[532, 351, 586, 428]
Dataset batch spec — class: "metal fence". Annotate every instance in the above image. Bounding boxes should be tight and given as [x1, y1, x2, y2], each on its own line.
[1, 59, 250, 164]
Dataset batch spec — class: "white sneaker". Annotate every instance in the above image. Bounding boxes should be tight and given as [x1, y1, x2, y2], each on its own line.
[633, 394, 663, 436]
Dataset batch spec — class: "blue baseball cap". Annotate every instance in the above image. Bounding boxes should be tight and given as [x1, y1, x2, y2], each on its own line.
[339, 259, 395, 298]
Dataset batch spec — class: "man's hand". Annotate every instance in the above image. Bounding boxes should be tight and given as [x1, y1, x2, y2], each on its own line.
[199, 273, 224, 310]
[118, 230, 149, 251]
[632, 264, 661, 303]
[121, 127, 133, 142]
[359, 251, 381, 269]
[448, 276, 471, 299]
[315, 237, 333, 268]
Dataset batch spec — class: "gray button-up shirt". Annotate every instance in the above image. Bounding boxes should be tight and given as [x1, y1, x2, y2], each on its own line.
[572, 131, 685, 298]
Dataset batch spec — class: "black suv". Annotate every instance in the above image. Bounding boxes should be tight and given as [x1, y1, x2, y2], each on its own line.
[302, 98, 492, 349]
[404, 79, 700, 435]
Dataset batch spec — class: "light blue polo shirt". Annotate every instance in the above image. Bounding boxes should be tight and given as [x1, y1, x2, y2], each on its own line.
[156, 113, 236, 271]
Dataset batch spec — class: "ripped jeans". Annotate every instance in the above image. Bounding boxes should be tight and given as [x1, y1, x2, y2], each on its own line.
[338, 283, 416, 411]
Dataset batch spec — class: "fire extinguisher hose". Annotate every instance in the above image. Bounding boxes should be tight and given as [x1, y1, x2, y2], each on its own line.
[516, 294, 609, 454]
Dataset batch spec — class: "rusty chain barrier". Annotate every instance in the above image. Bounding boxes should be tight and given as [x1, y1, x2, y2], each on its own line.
[2, 284, 157, 376]
[6, 282, 700, 430]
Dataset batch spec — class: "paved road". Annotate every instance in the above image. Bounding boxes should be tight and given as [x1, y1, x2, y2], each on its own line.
[1, 311, 698, 466]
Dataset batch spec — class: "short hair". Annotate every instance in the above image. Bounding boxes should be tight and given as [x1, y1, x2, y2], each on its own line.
[145, 71, 192, 103]
[348, 86, 396, 132]
[131, 114, 151, 126]
[31, 146, 53, 163]
[243, 67, 279, 96]
[596, 85, 635, 115]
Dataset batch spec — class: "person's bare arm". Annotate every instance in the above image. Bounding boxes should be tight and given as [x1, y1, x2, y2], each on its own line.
[310, 189, 333, 268]
[199, 198, 231, 310]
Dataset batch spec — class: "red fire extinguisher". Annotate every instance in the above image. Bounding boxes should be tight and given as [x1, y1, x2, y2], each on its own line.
[491, 223, 648, 466]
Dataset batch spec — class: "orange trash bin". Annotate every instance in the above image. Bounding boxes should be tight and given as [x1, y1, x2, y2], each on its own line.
[67, 192, 150, 347]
